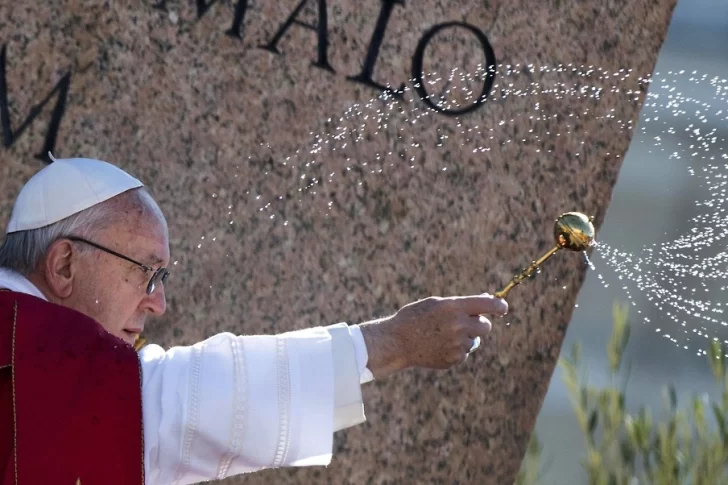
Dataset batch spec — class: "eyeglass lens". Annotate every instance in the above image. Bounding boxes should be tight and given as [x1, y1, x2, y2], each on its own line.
[147, 269, 170, 295]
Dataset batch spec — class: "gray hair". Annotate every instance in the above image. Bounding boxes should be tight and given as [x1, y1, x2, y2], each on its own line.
[0, 187, 157, 276]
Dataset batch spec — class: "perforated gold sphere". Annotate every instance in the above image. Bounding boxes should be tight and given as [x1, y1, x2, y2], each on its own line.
[554, 212, 595, 251]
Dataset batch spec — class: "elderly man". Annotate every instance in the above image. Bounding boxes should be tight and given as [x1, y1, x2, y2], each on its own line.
[0, 156, 507, 485]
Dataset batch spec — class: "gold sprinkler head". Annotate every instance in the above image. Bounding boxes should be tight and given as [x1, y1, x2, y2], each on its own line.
[553, 212, 596, 251]
[492, 211, 596, 300]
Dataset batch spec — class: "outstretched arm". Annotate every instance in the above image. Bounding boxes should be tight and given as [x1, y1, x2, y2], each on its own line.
[138, 293, 507, 485]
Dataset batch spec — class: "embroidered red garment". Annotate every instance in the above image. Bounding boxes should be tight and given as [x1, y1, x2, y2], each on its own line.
[0, 291, 144, 484]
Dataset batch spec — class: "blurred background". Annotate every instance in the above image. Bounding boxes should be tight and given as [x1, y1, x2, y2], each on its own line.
[532, 0, 728, 482]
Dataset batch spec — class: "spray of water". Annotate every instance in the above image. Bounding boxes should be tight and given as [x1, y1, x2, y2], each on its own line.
[191, 62, 728, 356]
[194, 63, 644, 219]
[581, 70, 728, 357]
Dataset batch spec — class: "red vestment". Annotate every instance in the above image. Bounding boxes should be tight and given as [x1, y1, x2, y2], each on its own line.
[0, 290, 144, 484]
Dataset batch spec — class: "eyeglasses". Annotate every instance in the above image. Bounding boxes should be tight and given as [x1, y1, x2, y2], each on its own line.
[66, 236, 169, 295]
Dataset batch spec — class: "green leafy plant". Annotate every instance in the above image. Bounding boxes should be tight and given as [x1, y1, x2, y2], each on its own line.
[516, 302, 728, 485]
[515, 430, 544, 485]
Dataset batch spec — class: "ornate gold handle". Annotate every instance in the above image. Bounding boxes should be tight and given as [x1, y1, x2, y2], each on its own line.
[494, 245, 562, 299]
[492, 212, 595, 300]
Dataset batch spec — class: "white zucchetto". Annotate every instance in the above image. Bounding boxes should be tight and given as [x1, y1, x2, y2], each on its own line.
[6, 154, 143, 234]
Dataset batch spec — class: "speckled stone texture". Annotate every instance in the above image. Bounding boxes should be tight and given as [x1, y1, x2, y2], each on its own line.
[0, 1, 675, 483]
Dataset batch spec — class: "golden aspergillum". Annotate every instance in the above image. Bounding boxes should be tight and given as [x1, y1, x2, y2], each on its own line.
[494, 211, 596, 299]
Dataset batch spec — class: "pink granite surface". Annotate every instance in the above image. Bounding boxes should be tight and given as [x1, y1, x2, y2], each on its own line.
[0, 0, 676, 483]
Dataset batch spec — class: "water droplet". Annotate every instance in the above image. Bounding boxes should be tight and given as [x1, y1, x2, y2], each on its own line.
[187, 65, 728, 359]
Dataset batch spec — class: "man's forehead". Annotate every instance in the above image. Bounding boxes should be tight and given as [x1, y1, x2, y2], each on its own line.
[99, 189, 170, 263]
[104, 219, 170, 264]
[135, 232, 170, 266]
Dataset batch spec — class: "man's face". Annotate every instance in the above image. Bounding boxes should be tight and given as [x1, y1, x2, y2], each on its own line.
[67, 196, 170, 346]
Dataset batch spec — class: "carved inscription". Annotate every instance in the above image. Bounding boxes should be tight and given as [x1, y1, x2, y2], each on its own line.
[0, 0, 497, 164]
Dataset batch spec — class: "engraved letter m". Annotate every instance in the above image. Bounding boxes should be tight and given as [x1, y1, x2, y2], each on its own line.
[0, 44, 71, 164]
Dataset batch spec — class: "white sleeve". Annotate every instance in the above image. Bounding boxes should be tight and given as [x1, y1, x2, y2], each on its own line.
[348, 324, 374, 384]
[138, 324, 372, 485]
[321, 323, 373, 432]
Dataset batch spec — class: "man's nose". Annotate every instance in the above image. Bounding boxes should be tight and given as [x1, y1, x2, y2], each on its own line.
[145, 286, 167, 316]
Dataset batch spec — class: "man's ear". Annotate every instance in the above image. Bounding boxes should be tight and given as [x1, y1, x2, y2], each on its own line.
[42, 239, 77, 299]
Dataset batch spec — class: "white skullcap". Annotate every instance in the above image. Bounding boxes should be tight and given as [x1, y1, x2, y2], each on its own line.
[5, 153, 144, 234]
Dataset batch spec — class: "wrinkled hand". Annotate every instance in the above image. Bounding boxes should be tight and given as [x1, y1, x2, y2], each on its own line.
[360, 294, 508, 379]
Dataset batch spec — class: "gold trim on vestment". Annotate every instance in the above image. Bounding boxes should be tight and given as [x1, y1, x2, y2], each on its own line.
[133, 336, 147, 352]
[11, 300, 18, 485]
[137, 355, 145, 485]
